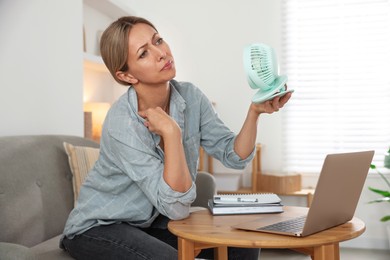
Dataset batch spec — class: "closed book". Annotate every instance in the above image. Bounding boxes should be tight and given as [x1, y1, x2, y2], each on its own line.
[208, 199, 284, 215]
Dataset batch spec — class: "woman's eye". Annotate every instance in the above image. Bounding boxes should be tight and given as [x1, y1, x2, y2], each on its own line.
[139, 50, 147, 58]
[156, 38, 164, 45]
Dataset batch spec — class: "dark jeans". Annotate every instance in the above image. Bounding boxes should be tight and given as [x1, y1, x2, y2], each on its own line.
[61, 216, 259, 260]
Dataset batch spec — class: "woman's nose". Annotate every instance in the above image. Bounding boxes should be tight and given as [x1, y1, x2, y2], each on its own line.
[153, 46, 166, 60]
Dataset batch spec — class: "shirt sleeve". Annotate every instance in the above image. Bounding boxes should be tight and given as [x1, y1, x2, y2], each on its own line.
[103, 115, 196, 220]
[197, 90, 255, 169]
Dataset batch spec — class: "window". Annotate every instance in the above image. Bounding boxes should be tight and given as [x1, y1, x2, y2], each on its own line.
[282, 0, 390, 173]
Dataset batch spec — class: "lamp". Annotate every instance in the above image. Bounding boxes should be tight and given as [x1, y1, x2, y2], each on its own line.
[84, 102, 110, 142]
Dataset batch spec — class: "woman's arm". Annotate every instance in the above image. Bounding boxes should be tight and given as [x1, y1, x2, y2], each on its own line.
[234, 92, 292, 159]
[139, 107, 192, 192]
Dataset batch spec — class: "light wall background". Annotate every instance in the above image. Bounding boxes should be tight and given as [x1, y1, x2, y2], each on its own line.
[0, 0, 388, 250]
[0, 0, 83, 136]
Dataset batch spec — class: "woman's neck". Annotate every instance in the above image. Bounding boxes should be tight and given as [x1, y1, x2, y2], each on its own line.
[135, 82, 171, 113]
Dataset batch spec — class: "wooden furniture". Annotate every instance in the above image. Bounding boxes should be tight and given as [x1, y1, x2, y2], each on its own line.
[251, 144, 315, 206]
[252, 144, 300, 192]
[198, 146, 213, 174]
[280, 189, 315, 207]
[168, 206, 366, 260]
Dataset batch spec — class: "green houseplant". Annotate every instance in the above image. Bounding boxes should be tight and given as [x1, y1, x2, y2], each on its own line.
[369, 148, 390, 222]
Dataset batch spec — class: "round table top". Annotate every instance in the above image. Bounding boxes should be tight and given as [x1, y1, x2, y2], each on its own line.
[168, 206, 366, 249]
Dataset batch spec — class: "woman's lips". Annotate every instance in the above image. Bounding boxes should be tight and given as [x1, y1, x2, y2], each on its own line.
[161, 60, 173, 71]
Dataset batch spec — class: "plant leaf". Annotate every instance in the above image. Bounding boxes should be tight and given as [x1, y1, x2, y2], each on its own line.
[370, 164, 376, 169]
[368, 197, 390, 203]
[368, 187, 390, 197]
[381, 215, 390, 222]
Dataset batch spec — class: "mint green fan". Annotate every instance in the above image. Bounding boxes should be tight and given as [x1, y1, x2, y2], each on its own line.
[243, 43, 293, 103]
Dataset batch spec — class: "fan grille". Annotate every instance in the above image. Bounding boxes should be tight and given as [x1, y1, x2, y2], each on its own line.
[250, 45, 275, 85]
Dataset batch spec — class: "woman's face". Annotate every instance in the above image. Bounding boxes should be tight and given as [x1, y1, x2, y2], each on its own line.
[125, 23, 176, 85]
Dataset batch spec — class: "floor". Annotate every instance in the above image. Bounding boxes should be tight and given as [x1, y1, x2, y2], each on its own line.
[260, 248, 389, 259]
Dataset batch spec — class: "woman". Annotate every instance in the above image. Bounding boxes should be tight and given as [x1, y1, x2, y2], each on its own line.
[60, 16, 291, 259]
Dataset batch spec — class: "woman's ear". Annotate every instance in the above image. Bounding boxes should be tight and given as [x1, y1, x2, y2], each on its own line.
[116, 71, 139, 85]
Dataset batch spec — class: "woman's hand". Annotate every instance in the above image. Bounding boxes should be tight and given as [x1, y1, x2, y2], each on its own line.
[138, 107, 181, 137]
[250, 91, 292, 116]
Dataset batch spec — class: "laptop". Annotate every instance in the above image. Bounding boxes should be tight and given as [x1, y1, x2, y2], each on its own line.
[233, 150, 374, 237]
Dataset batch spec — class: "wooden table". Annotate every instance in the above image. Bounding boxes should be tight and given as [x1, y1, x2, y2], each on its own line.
[168, 206, 365, 260]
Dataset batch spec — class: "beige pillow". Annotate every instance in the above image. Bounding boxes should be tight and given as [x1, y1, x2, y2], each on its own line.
[63, 142, 99, 203]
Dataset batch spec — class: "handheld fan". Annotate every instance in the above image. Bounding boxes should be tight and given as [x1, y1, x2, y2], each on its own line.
[243, 43, 293, 103]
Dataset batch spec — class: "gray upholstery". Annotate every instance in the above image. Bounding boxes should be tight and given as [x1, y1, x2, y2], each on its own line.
[192, 171, 216, 207]
[0, 243, 35, 260]
[0, 135, 216, 260]
[0, 135, 99, 260]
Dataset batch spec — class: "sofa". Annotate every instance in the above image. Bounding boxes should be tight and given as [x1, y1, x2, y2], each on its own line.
[0, 135, 216, 260]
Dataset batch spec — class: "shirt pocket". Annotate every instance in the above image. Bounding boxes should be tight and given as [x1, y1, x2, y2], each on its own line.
[184, 132, 201, 176]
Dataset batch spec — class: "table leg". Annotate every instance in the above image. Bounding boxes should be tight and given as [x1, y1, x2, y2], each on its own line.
[178, 237, 195, 260]
[313, 243, 340, 260]
[214, 246, 228, 260]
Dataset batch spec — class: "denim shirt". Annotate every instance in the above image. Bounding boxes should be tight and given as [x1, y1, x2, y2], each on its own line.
[62, 80, 255, 239]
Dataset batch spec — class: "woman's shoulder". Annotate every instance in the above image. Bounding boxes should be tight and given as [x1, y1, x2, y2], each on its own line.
[171, 79, 196, 90]
[104, 89, 137, 127]
[106, 93, 129, 117]
[170, 80, 204, 99]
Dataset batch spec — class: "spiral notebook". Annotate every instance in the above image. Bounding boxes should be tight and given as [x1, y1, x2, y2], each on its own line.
[209, 193, 283, 215]
[213, 193, 281, 205]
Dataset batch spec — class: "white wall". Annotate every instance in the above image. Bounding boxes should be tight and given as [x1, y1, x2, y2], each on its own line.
[82, 4, 129, 104]
[83, 4, 117, 104]
[0, 0, 84, 137]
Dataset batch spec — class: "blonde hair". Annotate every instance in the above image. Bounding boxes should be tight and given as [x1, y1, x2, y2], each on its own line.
[100, 16, 157, 86]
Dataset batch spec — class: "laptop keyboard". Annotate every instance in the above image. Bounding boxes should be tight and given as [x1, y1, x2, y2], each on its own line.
[257, 215, 307, 233]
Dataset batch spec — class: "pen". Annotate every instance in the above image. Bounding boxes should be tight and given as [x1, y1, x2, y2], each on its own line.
[214, 197, 258, 203]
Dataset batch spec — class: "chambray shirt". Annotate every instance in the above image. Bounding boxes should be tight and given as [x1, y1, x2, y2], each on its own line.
[62, 80, 255, 239]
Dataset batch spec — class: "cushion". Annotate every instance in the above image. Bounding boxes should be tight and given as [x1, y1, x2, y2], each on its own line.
[63, 142, 99, 203]
[30, 235, 74, 260]
[0, 242, 33, 260]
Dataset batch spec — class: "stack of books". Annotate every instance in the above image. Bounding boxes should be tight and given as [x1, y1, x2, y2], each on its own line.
[208, 193, 283, 215]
